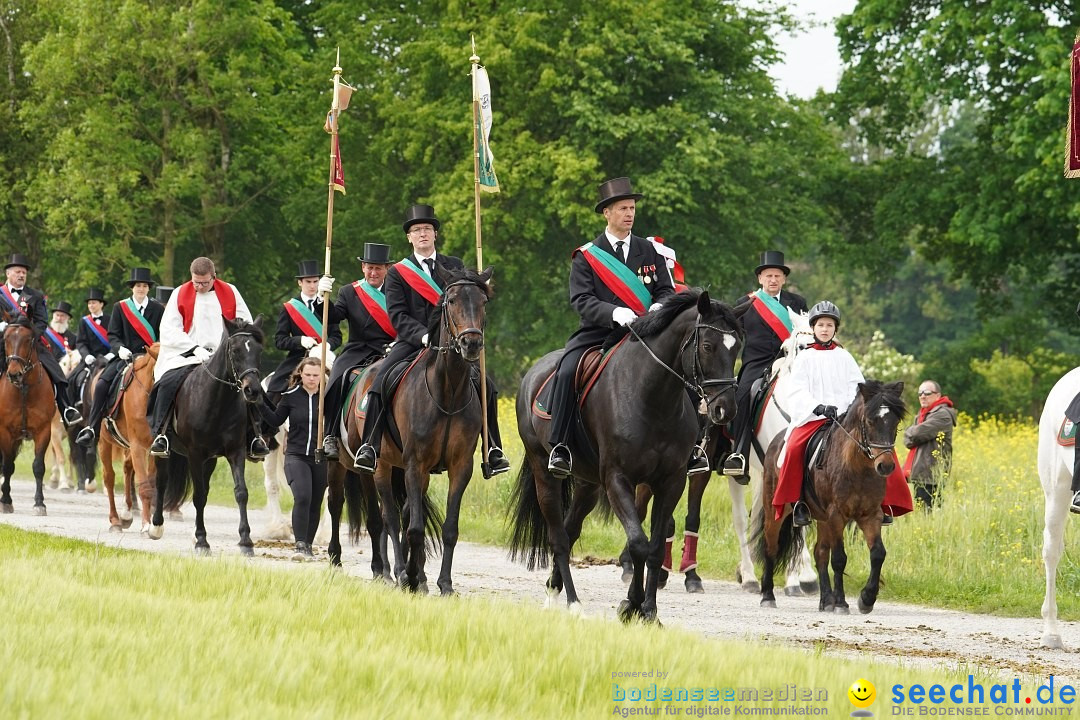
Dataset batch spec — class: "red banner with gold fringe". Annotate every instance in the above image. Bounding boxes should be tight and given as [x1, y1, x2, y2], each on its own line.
[1066, 32, 1080, 178]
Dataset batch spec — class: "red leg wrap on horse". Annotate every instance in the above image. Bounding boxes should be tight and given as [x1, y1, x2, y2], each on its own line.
[679, 530, 699, 573]
[662, 536, 674, 573]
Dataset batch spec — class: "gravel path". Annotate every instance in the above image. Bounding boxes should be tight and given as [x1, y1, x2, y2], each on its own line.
[2, 476, 1077, 682]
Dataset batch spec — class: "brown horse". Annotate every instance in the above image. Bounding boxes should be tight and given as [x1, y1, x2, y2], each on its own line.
[98, 345, 159, 533]
[0, 312, 56, 515]
[752, 380, 906, 614]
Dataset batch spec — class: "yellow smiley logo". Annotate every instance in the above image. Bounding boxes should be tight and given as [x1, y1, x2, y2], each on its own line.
[848, 679, 876, 709]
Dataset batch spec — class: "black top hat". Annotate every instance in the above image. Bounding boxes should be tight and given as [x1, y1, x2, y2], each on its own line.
[402, 204, 441, 233]
[125, 266, 156, 287]
[154, 286, 174, 304]
[85, 287, 106, 303]
[51, 300, 74, 317]
[754, 250, 791, 276]
[594, 177, 644, 213]
[4, 253, 31, 271]
[358, 243, 392, 265]
[295, 260, 320, 279]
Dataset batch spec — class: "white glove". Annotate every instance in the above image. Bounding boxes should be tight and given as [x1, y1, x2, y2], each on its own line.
[103, 352, 116, 362]
[300, 336, 317, 349]
[193, 346, 212, 363]
[0, 321, 7, 332]
[118, 346, 132, 361]
[421, 333, 429, 347]
[317, 275, 335, 296]
[612, 307, 636, 327]
[649, 302, 663, 312]
[84, 354, 96, 366]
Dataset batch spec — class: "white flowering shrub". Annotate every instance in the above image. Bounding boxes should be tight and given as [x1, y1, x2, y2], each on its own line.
[852, 330, 924, 406]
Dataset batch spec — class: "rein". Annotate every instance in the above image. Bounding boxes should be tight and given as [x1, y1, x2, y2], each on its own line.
[4, 327, 40, 388]
[201, 332, 261, 393]
[429, 279, 486, 356]
[627, 313, 739, 412]
[831, 406, 896, 461]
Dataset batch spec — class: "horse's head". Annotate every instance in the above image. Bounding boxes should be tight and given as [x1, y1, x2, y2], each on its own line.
[845, 379, 908, 476]
[632, 289, 744, 425]
[3, 315, 39, 386]
[772, 308, 812, 378]
[431, 264, 493, 363]
[221, 315, 265, 404]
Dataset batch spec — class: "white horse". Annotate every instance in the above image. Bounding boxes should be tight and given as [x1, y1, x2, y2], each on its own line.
[1038, 366, 1080, 649]
[47, 349, 82, 491]
[729, 309, 818, 595]
[261, 346, 335, 544]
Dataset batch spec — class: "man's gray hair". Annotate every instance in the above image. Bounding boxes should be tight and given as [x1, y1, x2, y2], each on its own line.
[190, 257, 215, 276]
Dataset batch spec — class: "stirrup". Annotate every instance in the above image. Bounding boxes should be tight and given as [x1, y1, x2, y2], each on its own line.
[722, 452, 747, 478]
[1072, 491, 1080, 515]
[791, 501, 811, 528]
[75, 427, 96, 448]
[149, 434, 170, 458]
[354, 444, 377, 472]
[547, 444, 572, 478]
[62, 406, 83, 427]
[687, 445, 710, 476]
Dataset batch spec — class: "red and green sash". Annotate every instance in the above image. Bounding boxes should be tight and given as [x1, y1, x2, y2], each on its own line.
[749, 290, 793, 342]
[119, 298, 157, 348]
[575, 242, 650, 316]
[176, 279, 237, 333]
[352, 281, 396, 338]
[394, 259, 442, 307]
[43, 327, 69, 355]
[283, 298, 323, 340]
[82, 315, 110, 347]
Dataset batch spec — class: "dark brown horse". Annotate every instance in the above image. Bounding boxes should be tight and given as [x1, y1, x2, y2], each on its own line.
[98, 345, 159, 534]
[510, 290, 742, 622]
[0, 312, 56, 515]
[356, 266, 493, 594]
[753, 379, 906, 614]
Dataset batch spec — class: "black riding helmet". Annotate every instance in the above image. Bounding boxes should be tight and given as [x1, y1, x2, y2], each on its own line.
[809, 300, 841, 328]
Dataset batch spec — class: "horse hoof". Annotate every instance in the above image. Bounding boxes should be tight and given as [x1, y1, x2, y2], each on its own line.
[620, 567, 634, 584]
[33, 506, 47, 517]
[194, 544, 211, 557]
[834, 606, 850, 615]
[140, 524, 151, 536]
[760, 599, 777, 609]
[440, 588, 456, 597]
[85, 481, 96, 494]
[416, 582, 429, 595]
[60, 487, 73, 494]
[1, 503, 13, 514]
[567, 601, 584, 617]
[76, 488, 86, 495]
[240, 546, 254, 558]
[783, 585, 804, 597]
[48, 480, 59, 490]
[741, 580, 761, 594]
[857, 599, 875, 615]
[1042, 634, 1066, 650]
[109, 524, 123, 533]
[147, 524, 164, 540]
[617, 599, 635, 623]
[685, 578, 704, 594]
[168, 510, 184, 521]
[121, 517, 134, 530]
[819, 604, 834, 613]
[800, 579, 819, 594]
[657, 572, 669, 590]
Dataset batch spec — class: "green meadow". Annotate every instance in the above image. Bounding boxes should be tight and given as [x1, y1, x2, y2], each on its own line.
[0, 525, 1003, 718]
[38, 400, 1077, 620]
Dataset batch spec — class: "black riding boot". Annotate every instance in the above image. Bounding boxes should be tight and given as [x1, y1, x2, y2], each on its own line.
[55, 383, 82, 427]
[1071, 447, 1080, 514]
[722, 424, 750, 482]
[355, 391, 383, 472]
[76, 376, 110, 447]
[791, 500, 811, 527]
[481, 382, 510, 476]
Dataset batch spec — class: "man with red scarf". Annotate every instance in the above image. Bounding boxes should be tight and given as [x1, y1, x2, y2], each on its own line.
[147, 256, 256, 457]
[902, 380, 957, 509]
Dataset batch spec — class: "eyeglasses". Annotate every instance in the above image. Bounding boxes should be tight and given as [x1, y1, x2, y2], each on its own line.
[192, 280, 213, 288]
[917, 390, 938, 397]
[408, 227, 435, 235]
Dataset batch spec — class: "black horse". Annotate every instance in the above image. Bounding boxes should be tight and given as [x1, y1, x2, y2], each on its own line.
[149, 316, 265, 555]
[510, 290, 743, 622]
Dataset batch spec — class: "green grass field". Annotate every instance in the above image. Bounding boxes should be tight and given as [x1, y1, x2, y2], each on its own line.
[2, 525, 1002, 718]
[37, 400, 1080, 621]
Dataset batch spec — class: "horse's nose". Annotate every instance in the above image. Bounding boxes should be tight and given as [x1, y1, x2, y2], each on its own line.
[876, 457, 895, 477]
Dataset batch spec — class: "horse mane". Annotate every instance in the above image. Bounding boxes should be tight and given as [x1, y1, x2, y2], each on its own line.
[227, 317, 265, 344]
[848, 378, 908, 424]
[631, 288, 740, 341]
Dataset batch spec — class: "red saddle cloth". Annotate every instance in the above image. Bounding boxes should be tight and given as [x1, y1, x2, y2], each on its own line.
[772, 419, 913, 521]
[531, 336, 628, 419]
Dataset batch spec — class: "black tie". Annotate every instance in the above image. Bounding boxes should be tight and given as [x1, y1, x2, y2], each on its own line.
[615, 241, 626, 263]
[138, 305, 144, 315]
[307, 298, 315, 312]
[424, 258, 436, 276]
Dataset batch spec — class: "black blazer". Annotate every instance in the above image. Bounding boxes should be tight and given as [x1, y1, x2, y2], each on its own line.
[569, 232, 675, 330]
[326, 282, 396, 376]
[1, 285, 48, 334]
[269, 297, 343, 388]
[48, 329, 77, 360]
[107, 299, 165, 353]
[383, 253, 465, 348]
[734, 289, 808, 372]
[76, 312, 111, 358]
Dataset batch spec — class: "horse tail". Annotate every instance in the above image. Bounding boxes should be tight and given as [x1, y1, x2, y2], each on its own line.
[161, 454, 191, 512]
[344, 470, 367, 545]
[508, 460, 568, 570]
[749, 499, 805, 573]
[386, 470, 443, 556]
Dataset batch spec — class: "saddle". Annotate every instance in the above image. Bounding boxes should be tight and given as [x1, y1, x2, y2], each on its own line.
[531, 336, 628, 419]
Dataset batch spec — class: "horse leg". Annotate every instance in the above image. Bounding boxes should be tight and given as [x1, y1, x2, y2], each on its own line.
[730, 478, 759, 593]
[830, 539, 850, 615]
[0, 452, 13, 512]
[642, 475, 687, 623]
[856, 520, 886, 615]
[619, 485, 652, 584]
[325, 463, 345, 567]
[32, 436, 48, 515]
[1042, 475, 1070, 649]
[133, 453, 154, 534]
[552, 479, 600, 609]
[607, 473, 651, 623]
[369, 470, 390, 580]
[148, 453, 169, 539]
[402, 465, 428, 594]
[758, 508, 782, 608]
[262, 430, 292, 541]
[101, 442, 121, 530]
[437, 457, 472, 596]
[119, 452, 135, 528]
[374, 468, 406, 586]
[682, 472, 709, 593]
[190, 455, 211, 555]
[814, 524, 838, 612]
[229, 453, 254, 556]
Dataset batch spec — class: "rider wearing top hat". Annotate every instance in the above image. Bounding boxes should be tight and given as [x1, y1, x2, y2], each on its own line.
[266, 260, 343, 397]
[722, 250, 808, 480]
[76, 267, 165, 447]
[318, 242, 396, 460]
[545, 177, 680, 478]
[0, 253, 84, 426]
[344, 204, 510, 476]
[45, 300, 77, 361]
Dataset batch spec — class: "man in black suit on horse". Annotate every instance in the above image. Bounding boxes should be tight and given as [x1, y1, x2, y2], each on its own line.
[351, 204, 510, 475]
[722, 250, 808, 480]
[45, 300, 77, 361]
[0, 253, 83, 426]
[76, 267, 166, 447]
[545, 177, 684, 478]
[317, 242, 396, 460]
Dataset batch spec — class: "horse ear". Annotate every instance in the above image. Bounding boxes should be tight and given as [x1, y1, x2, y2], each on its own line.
[479, 266, 494, 285]
[696, 290, 710, 314]
[222, 315, 237, 331]
[432, 261, 449, 286]
[886, 380, 905, 396]
[252, 313, 264, 329]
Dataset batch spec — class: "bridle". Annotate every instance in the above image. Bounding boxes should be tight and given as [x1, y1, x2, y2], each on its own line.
[628, 312, 740, 415]
[4, 325, 40, 388]
[832, 403, 897, 461]
[430, 279, 486, 356]
[202, 332, 261, 393]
